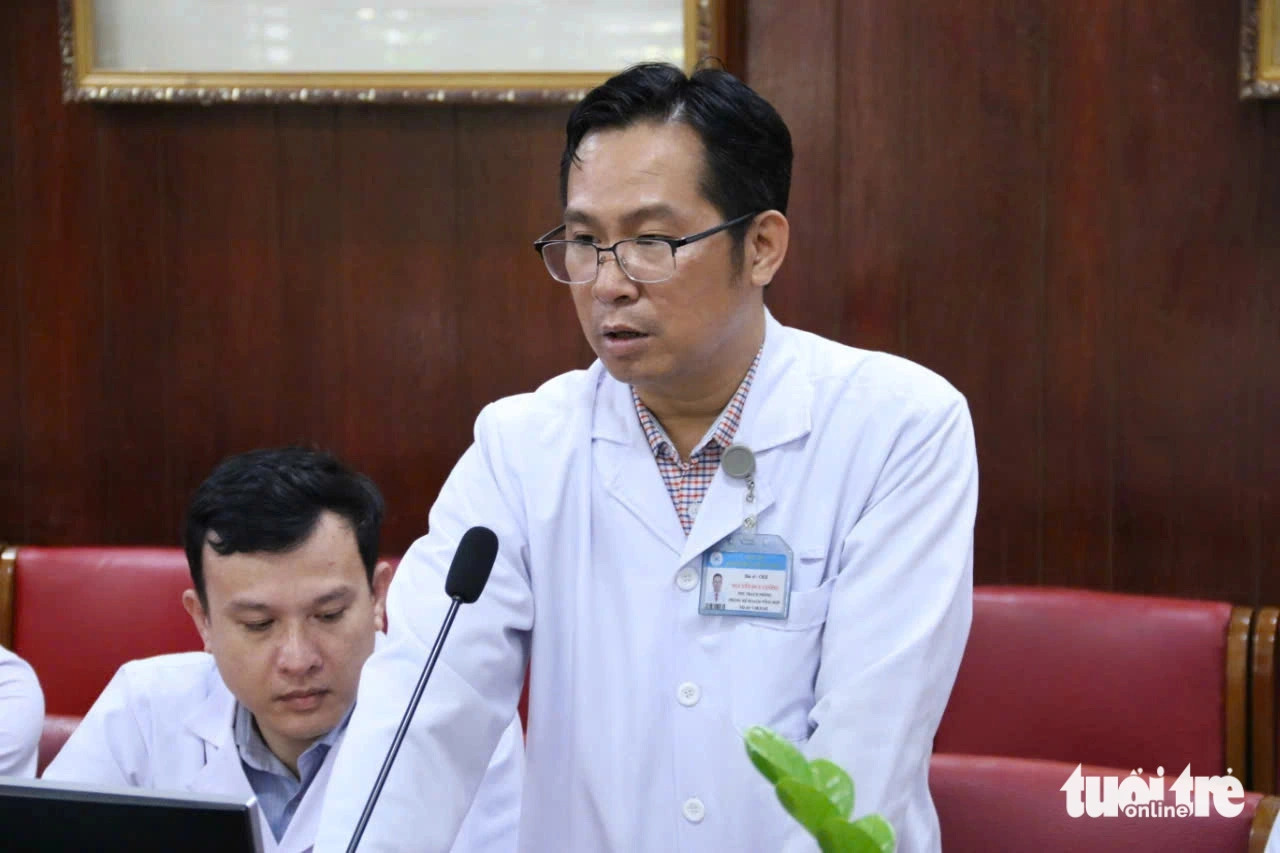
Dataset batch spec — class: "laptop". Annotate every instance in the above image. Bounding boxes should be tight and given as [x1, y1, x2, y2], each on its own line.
[0, 776, 264, 853]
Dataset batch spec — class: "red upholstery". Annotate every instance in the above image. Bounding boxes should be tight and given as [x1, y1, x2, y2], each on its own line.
[12, 547, 201, 717]
[930, 753, 1271, 852]
[934, 586, 1240, 775]
[37, 714, 82, 776]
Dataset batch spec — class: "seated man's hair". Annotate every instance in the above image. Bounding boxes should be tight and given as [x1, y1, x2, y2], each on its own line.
[183, 446, 384, 606]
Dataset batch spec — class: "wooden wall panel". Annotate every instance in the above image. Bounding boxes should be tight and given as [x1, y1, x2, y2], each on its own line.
[830, 0, 1048, 585]
[1040, 2, 1121, 589]
[1105, 1, 1266, 601]
[0, 2, 21, 538]
[1254, 106, 1280, 607]
[96, 109, 177, 542]
[331, 107, 465, 545]
[3, 0, 1278, 603]
[11, 1, 107, 543]
[165, 109, 286, 514]
[742, 0, 842, 342]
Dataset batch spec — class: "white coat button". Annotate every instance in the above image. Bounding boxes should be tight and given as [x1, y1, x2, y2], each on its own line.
[675, 568, 699, 591]
[683, 797, 705, 823]
[677, 682, 701, 707]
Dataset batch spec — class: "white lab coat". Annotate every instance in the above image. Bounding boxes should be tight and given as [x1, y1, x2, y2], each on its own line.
[0, 645, 44, 777]
[314, 309, 977, 853]
[43, 650, 525, 853]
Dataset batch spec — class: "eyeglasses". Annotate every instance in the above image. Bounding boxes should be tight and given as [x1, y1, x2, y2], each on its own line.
[532, 211, 760, 285]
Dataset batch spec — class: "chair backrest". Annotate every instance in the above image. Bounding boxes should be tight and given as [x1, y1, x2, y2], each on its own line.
[6, 546, 202, 717]
[930, 753, 1277, 853]
[1248, 606, 1280, 793]
[934, 586, 1250, 778]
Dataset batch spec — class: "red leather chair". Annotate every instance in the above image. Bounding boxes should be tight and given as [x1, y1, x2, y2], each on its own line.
[934, 586, 1251, 780]
[930, 753, 1278, 852]
[1, 546, 525, 771]
[2, 546, 202, 773]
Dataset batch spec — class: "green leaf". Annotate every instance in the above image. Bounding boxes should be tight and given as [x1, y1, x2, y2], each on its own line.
[849, 815, 896, 853]
[809, 758, 855, 818]
[776, 777, 840, 837]
[744, 726, 812, 786]
[815, 817, 888, 853]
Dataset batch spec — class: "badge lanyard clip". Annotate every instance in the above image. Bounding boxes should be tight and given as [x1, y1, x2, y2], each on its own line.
[722, 443, 757, 533]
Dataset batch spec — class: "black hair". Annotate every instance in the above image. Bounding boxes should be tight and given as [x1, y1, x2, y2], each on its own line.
[559, 62, 793, 246]
[183, 446, 384, 607]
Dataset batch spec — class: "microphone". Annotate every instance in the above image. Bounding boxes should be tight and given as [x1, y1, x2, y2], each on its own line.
[346, 526, 499, 853]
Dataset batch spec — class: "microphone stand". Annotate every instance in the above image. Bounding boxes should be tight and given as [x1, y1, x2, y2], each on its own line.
[346, 596, 462, 853]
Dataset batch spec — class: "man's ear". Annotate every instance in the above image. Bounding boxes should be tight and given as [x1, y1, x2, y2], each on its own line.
[182, 589, 213, 652]
[746, 210, 790, 289]
[371, 560, 395, 633]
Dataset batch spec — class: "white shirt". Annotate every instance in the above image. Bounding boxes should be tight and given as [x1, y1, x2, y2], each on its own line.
[0, 645, 44, 777]
[314, 310, 977, 852]
[44, 651, 524, 853]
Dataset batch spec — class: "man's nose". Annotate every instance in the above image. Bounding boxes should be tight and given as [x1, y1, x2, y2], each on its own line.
[591, 251, 639, 304]
[276, 624, 323, 675]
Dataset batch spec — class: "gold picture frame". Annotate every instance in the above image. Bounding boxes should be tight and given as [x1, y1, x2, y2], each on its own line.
[60, 0, 725, 104]
[1242, 0, 1280, 99]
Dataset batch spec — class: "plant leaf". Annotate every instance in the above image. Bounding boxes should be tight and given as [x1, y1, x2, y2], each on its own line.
[776, 777, 840, 838]
[849, 815, 896, 853]
[744, 726, 812, 786]
[809, 758, 855, 818]
[815, 818, 886, 853]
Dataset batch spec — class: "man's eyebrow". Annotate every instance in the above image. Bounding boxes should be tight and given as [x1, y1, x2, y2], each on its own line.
[226, 600, 272, 613]
[563, 208, 598, 227]
[562, 204, 679, 230]
[311, 587, 355, 608]
[223, 586, 355, 613]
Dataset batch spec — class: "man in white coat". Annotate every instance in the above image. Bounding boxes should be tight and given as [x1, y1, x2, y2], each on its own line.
[0, 644, 44, 777]
[315, 63, 977, 853]
[44, 447, 523, 853]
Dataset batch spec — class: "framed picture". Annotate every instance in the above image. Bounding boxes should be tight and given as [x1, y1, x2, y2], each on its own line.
[1242, 0, 1280, 99]
[60, 0, 727, 104]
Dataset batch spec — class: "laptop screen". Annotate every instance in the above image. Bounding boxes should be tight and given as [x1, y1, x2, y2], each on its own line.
[0, 777, 264, 853]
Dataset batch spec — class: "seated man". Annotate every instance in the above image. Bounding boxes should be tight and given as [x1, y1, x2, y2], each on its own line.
[44, 447, 523, 852]
[0, 644, 44, 777]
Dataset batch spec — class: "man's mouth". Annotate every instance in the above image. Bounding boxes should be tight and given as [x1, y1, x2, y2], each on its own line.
[277, 688, 328, 708]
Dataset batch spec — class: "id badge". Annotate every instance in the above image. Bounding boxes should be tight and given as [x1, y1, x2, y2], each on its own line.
[699, 531, 794, 619]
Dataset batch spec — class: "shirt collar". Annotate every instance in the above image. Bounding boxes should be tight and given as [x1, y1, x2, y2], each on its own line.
[233, 699, 352, 778]
[632, 346, 762, 461]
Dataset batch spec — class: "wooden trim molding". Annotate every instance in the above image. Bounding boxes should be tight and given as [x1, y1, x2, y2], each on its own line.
[0, 546, 15, 649]
[1254, 607, 1280, 793]
[1250, 794, 1280, 853]
[1228, 605, 1254, 783]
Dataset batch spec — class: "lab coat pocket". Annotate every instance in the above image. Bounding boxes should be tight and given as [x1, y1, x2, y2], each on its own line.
[729, 575, 835, 742]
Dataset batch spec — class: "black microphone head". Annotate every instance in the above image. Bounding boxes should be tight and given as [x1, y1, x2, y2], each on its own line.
[444, 526, 498, 603]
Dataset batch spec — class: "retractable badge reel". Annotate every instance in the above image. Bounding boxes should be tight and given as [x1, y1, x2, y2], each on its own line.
[699, 444, 794, 619]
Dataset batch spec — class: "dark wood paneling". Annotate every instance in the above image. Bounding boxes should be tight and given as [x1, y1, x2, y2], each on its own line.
[1106, 0, 1264, 601]
[332, 106, 467, 547]
[164, 108, 285, 516]
[0, 1, 21, 541]
[743, 0, 841, 342]
[4, 0, 1279, 603]
[1255, 105, 1280, 607]
[1040, 1, 1121, 588]
[830, 1, 911, 356]
[97, 108, 177, 542]
[12, 1, 107, 543]
[833, 1, 1047, 585]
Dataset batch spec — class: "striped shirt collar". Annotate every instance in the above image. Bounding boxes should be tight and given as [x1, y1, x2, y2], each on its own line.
[632, 347, 762, 463]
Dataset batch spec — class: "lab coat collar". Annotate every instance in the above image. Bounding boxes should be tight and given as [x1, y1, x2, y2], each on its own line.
[183, 658, 255, 801]
[591, 308, 814, 563]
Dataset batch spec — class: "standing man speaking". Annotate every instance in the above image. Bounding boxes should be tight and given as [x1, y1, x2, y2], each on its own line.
[316, 62, 976, 853]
